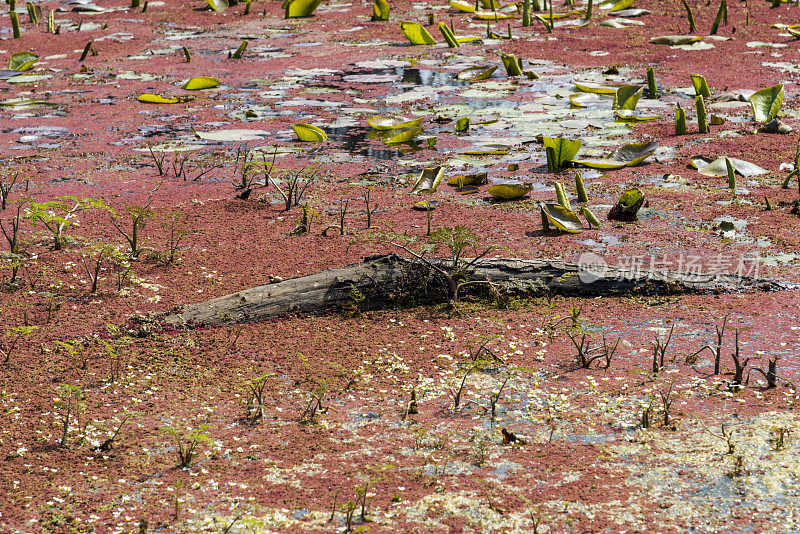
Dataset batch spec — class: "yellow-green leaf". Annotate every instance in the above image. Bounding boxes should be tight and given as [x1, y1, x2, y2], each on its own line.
[206, 0, 228, 11]
[651, 35, 702, 45]
[457, 65, 497, 82]
[573, 80, 617, 94]
[488, 183, 531, 200]
[291, 123, 327, 142]
[749, 84, 784, 123]
[438, 22, 460, 48]
[138, 93, 190, 104]
[181, 76, 220, 90]
[540, 203, 584, 233]
[284, 0, 323, 18]
[8, 51, 38, 72]
[500, 53, 523, 76]
[367, 116, 423, 130]
[449, 0, 476, 12]
[372, 0, 390, 20]
[608, 0, 635, 12]
[615, 109, 659, 122]
[383, 126, 422, 144]
[447, 172, 488, 186]
[400, 21, 436, 45]
[613, 84, 642, 110]
[543, 136, 582, 171]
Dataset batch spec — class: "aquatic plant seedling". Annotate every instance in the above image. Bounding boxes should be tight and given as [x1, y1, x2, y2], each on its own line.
[709, 0, 727, 35]
[0, 172, 18, 210]
[543, 136, 581, 171]
[323, 197, 349, 237]
[579, 205, 601, 228]
[686, 314, 728, 374]
[1, 325, 38, 364]
[725, 157, 736, 189]
[566, 330, 607, 369]
[245, 373, 275, 422]
[159, 211, 187, 266]
[299, 386, 328, 424]
[696, 95, 709, 133]
[79, 41, 93, 62]
[680, 0, 697, 33]
[10, 12, 20, 38]
[660, 380, 676, 426]
[270, 166, 318, 211]
[81, 242, 125, 293]
[230, 40, 247, 59]
[165, 424, 211, 467]
[26, 196, 111, 251]
[56, 384, 84, 447]
[646, 66, 658, 99]
[729, 330, 750, 391]
[651, 324, 675, 373]
[574, 171, 588, 202]
[438, 22, 460, 47]
[747, 357, 779, 389]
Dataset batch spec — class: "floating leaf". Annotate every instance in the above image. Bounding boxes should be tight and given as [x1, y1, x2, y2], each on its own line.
[206, 0, 228, 11]
[138, 93, 191, 104]
[283, 0, 323, 18]
[688, 156, 768, 178]
[8, 51, 38, 72]
[447, 172, 488, 186]
[573, 141, 658, 169]
[615, 109, 659, 122]
[608, 188, 643, 221]
[613, 85, 642, 110]
[749, 84, 784, 123]
[568, 92, 608, 107]
[197, 129, 271, 141]
[690, 73, 711, 98]
[457, 64, 497, 82]
[650, 35, 702, 45]
[573, 80, 616, 94]
[455, 117, 470, 132]
[489, 183, 531, 200]
[475, 10, 514, 19]
[383, 126, 422, 144]
[181, 76, 220, 90]
[400, 21, 436, 45]
[410, 166, 444, 194]
[367, 115, 423, 130]
[580, 205, 601, 228]
[540, 203, 584, 233]
[456, 185, 480, 194]
[371, 0, 390, 21]
[543, 136, 581, 171]
[291, 123, 327, 142]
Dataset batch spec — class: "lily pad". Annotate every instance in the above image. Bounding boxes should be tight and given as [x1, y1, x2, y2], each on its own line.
[284, 0, 323, 18]
[457, 65, 498, 82]
[197, 129, 271, 141]
[181, 76, 220, 90]
[608, 0, 636, 11]
[367, 116, 423, 130]
[449, 0, 476, 11]
[500, 53, 523, 76]
[410, 166, 444, 194]
[540, 203, 584, 233]
[613, 85, 642, 110]
[689, 156, 768, 178]
[607, 188, 644, 221]
[8, 51, 38, 72]
[447, 172, 488, 186]
[573, 80, 617, 94]
[574, 141, 658, 169]
[412, 200, 440, 210]
[291, 123, 327, 142]
[400, 21, 436, 45]
[651, 35, 702, 45]
[383, 126, 422, 144]
[749, 84, 784, 123]
[488, 183, 531, 200]
[615, 109, 660, 122]
[543, 136, 581, 171]
[138, 94, 191, 104]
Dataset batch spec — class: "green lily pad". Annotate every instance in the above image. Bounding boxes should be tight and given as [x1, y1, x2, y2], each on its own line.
[8, 51, 38, 72]
[608, 0, 636, 11]
[138, 93, 191, 104]
[400, 21, 436, 45]
[749, 84, 784, 123]
[410, 166, 444, 194]
[543, 136, 582, 171]
[488, 183, 531, 200]
[540, 203, 584, 233]
[181, 76, 220, 90]
[449, 0, 476, 12]
[613, 85, 642, 110]
[291, 123, 327, 142]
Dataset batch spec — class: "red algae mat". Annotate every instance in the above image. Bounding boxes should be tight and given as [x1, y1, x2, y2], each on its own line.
[4, 0, 800, 532]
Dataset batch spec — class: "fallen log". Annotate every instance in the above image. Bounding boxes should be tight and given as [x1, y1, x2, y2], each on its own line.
[161, 253, 783, 328]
